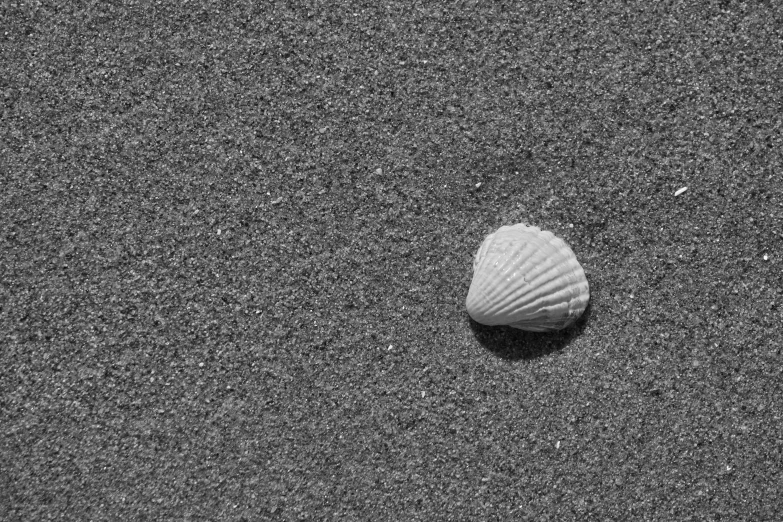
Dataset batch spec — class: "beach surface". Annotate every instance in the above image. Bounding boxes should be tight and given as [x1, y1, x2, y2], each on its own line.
[3, 2, 782, 519]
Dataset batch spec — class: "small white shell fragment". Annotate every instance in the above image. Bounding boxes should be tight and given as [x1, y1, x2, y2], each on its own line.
[674, 187, 688, 196]
[465, 223, 590, 332]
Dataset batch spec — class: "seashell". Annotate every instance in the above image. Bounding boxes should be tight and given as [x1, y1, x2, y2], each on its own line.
[466, 223, 589, 332]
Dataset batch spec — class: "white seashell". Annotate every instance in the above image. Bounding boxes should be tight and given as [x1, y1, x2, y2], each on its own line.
[466, 223, 589, 332]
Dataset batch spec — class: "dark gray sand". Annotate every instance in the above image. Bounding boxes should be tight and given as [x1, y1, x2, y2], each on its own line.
[3, 2, 782, 520]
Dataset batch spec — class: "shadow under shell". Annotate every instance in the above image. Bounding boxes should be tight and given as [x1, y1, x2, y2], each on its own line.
[468, 301, 592, 360]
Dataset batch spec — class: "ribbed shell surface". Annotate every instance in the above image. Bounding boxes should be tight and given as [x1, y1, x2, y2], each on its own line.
[465, 224, 589, 332]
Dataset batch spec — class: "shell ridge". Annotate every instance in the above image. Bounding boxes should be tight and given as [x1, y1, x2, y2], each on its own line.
[474, 236, 540, 311]
[495, 256, 582, 317]
[474, 246, 575, 318]
[526, 259, 585, 304]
